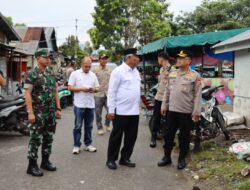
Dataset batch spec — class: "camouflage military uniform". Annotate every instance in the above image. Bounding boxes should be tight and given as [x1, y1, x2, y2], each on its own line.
[24, 66, 57, 160]
[93, 66, 111, 129]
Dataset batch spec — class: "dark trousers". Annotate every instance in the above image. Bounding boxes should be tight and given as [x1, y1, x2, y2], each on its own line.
[151, 100, 162, 138]
[107, 115, 139, 162]
[164, 111, 194, 159]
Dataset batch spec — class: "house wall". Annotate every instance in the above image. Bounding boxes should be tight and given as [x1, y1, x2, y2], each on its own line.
[234, 49, 250, 127]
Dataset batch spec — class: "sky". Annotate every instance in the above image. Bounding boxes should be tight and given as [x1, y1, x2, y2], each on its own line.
[1, 0, 202, 46]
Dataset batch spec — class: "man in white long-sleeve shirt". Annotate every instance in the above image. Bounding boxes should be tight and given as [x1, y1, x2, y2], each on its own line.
[106, 48, 141, 170]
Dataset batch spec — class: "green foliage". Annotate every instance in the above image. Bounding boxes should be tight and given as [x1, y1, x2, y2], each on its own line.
[3, 16, 13, 26]
[59, 35, 87, 66]
[174, 0, 250, 35]
[89, 0, 172, 50]
[14, 23, 26, 27]
[238, 180, 250, 190]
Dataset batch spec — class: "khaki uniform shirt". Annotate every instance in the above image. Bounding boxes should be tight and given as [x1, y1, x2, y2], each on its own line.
[93, 66, 111, 97]
[161, 69, 202, 116]
[155, 65, 172, 101]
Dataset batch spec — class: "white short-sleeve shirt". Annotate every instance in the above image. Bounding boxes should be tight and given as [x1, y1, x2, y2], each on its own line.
[68, 69, 100, 108]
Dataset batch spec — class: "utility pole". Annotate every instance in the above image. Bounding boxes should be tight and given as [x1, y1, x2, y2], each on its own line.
[75, 18, 78, 64]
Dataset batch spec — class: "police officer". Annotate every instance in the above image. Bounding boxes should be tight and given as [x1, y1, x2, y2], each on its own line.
[158, 50, 202, 170]
[150, 52, 172, 148]
[93, 54, 112, 135]
[24, 48, 61, 177]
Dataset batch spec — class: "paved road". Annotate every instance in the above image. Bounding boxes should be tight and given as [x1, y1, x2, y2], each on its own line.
[0, 107, 193, 190]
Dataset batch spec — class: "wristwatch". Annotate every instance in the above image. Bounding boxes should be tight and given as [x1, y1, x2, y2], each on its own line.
[56, 108, 62, 111]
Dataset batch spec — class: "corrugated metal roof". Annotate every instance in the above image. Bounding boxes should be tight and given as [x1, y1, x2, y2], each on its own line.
[23, 27, 45, 42]
[213, 30, 250, 48]
[0, 12, 21, 41]
[13, 41, 39, 55]
[14, 27, 28, 41]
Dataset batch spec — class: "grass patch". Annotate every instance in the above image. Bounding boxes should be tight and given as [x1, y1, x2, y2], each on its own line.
[238, 180, 250, 190]
[189, 142, 249, 185]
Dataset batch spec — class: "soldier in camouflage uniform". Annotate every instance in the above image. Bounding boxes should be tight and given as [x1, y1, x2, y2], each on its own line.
[93, 54, 112, 135]
[24, 48, 61, 177]
[158, 50, 202, 170]
[150, 52, 172, 148]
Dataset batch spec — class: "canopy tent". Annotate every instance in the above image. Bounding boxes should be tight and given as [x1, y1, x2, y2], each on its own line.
[140, 28, 250, 55]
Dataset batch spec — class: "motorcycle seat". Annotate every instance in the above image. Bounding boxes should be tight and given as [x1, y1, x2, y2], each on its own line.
[0, 95, 24, 104]
[0, 99, 25, 110]
[58, 86, 68, 92]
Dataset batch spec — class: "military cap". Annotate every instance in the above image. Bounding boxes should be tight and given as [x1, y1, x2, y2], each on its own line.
[34, 48, 52, 58]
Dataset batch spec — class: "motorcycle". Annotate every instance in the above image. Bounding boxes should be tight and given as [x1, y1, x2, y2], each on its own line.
[193, 85, 231, 151]
[0, 94, 29, 136]
[58, 85, 72, 109]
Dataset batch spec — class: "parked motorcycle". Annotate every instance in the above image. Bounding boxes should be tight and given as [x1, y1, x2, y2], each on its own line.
[58, 86, 72, 109]
[193, 85, 230, 151]
[0, 95, 29, 136]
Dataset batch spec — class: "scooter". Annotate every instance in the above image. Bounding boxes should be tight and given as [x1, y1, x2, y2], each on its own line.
[193, 85, 231, 151]
[0, 95, 29, 135]
[58, 85, 72, 109]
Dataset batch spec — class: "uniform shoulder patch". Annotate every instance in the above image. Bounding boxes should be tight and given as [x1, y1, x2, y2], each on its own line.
[169, 71, 177, 78]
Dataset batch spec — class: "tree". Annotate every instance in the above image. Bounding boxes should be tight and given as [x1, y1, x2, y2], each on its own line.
[3, 16, 13, 26]
[174, 0, 250, 35]
[59, 35, 87, 66]
[14, 23, 27, 27]
[88, 0, 172, 50]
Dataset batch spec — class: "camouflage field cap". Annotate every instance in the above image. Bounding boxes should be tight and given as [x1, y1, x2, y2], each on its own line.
[34, 48, 52, 58]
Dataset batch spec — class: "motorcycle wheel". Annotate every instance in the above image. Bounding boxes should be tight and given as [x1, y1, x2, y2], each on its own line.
[60, 97, 68, 109]
[216, 115, 230, 140]
[18, 118, 30, 136]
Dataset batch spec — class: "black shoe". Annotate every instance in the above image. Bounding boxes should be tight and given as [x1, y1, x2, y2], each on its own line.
[157, 156, 172, 167]
[106, 161, 117, 170]
[41, 155, 57, 171]
[150, 137, 157, 148]
[177, 159, 187, 170]
[27, 159, 44, 177]
[119, 159, 136, 168]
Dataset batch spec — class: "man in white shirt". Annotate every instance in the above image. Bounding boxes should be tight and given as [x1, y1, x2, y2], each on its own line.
[68, 57, 100, 154]
[106, 48, 141, 170]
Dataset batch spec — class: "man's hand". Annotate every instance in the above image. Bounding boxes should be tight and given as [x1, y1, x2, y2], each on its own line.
[161, 109, 167, 116]
[28, 113, 36, 124]
[56, 110, 62, 119]
[192, 115, 200, 123]
[107, 113, 115, 121]
[82, 87, 90, 93]
[88, 88, 96, 93]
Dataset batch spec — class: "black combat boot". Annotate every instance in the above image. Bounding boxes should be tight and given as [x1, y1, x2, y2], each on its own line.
[157, 150, 172, 167]
[27, 159, 44, 177]
[177, 151, 187, 170]
[41, 155, 57, 171]
[150, 134, 157, 148]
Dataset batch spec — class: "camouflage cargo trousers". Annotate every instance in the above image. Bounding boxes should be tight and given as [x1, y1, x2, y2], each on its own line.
[28, 111, 56, 160]
[94, 96, 110, 130]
